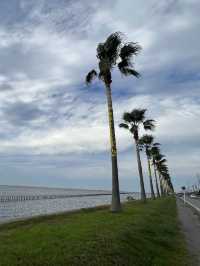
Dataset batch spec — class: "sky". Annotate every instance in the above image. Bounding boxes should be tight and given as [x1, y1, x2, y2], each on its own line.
[0, 0, 199, 192]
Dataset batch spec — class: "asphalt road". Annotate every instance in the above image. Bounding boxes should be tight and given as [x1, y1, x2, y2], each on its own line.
[177, 197, 200, 265]
[185, 195, 200, 210]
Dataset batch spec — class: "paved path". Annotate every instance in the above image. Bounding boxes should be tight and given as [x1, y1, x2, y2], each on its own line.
[177, 198, 200, 265]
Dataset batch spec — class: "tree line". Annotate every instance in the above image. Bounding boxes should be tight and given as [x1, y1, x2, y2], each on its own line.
[86, 32, 174, 212]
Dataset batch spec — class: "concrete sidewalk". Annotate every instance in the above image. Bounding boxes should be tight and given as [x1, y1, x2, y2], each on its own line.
[177, 199, 200, 265]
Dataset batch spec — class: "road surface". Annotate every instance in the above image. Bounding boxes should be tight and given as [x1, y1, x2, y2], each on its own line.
[185, 195, 200, 210]
[177, 197, 200, 265]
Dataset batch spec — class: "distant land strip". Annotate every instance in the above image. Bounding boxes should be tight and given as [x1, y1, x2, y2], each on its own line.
[0, 192, 132, 203]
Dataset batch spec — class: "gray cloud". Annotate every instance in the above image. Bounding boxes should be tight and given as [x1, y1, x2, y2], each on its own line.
[0, 83, 14, 91]
[2, 101, 44, 126]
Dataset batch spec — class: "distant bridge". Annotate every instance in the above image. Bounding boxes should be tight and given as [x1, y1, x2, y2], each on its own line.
[0, 192, 131, 203]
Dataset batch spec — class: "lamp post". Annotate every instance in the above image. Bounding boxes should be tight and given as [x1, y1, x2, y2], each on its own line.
[181, 186, 186, 204]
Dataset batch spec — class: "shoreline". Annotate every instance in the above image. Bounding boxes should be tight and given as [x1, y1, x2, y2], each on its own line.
[0, 203, 111, 227]
[0, 193, 138, 226]
[0, 199, 139, 227]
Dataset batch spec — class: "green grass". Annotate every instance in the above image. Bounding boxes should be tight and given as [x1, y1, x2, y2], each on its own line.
[0, 197, 190, 266]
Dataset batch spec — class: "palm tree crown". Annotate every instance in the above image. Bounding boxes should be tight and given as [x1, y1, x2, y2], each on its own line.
[86, 32, 141, 86]
[119, 109, 155, 140]
[150, 144, 161, 160]
[139, 134, 154, 157]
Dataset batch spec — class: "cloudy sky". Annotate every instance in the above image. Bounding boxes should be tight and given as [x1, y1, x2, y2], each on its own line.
[0, 0, 199, 192]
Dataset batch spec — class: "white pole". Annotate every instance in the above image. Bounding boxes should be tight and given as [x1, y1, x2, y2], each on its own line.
[183, 190, 186, 204]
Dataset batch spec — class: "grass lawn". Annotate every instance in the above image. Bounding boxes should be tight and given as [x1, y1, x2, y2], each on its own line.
[0, 197, 190, 266]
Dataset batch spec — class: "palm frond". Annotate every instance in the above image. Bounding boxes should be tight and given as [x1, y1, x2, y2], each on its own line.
[153, 142, 160, 146]
[154, 153, 165, 161]
[118, 58, 129, 69]
[150, 146, 160, 157]
[118, 42, 141, 78]
[86, 70, 97, 85]
[139, 134, 154, 145]
[122, 112, 133, 123]
[159, 158, 167, 164]
[119, 123, 129, 129]
[97, 33, 121, 84]
[159, 154, 165, 159]
[143, 119, 156, 131]
[101, 32, 122, 65]
[119, 42, 142, 60]
[139, 134, 154, 157]
[130, 109, 146, 123]
[157, 163, 168, 171]
[118, 65, 140, 78]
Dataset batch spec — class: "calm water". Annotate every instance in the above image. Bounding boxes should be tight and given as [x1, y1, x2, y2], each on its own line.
[0, 185, 139, 223]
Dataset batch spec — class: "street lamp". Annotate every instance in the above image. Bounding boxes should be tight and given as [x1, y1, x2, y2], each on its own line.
[181, 186, 186, 204]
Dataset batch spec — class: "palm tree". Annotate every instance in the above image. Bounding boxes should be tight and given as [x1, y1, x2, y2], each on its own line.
[155, 154, 168, 196]
[139, 134, 156, 199]
[150, 144, 161, 197]
[86, 32, 141, 212]
[166, 175, 174, 194]
[119, 109, 155, 201]
[158, 165, 169, 194]
[156, 159, 174, 195]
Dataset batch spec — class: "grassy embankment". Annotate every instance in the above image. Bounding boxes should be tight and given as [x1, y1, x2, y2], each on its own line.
[0, 197, 190, 266]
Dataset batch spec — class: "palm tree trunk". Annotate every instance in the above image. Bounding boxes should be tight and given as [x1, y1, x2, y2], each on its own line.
[170, 182, 174, 193]
[163, 181, 167, 195]
[105, 84, 121, 212]
[164, 181, 169, 195]
[153, 163, 160, 197]
[147, 157, 155, 199]
[159, 174, 164, 196]
[135, 140, 146, 202]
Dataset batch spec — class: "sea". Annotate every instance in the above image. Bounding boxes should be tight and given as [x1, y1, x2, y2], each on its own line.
[0, 185, 139, 224]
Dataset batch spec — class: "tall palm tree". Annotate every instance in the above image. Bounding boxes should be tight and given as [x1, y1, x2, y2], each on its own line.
[150, 144, 161, 197]
[155, 155, 168, 196]
[156, 160, 174, 195]
[86, 32, 141, 212]
[139, 134, 156, 199]
[158, 165, 169, 194]
[119, 109, 155, 201]
[166, 175, 174, 194]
